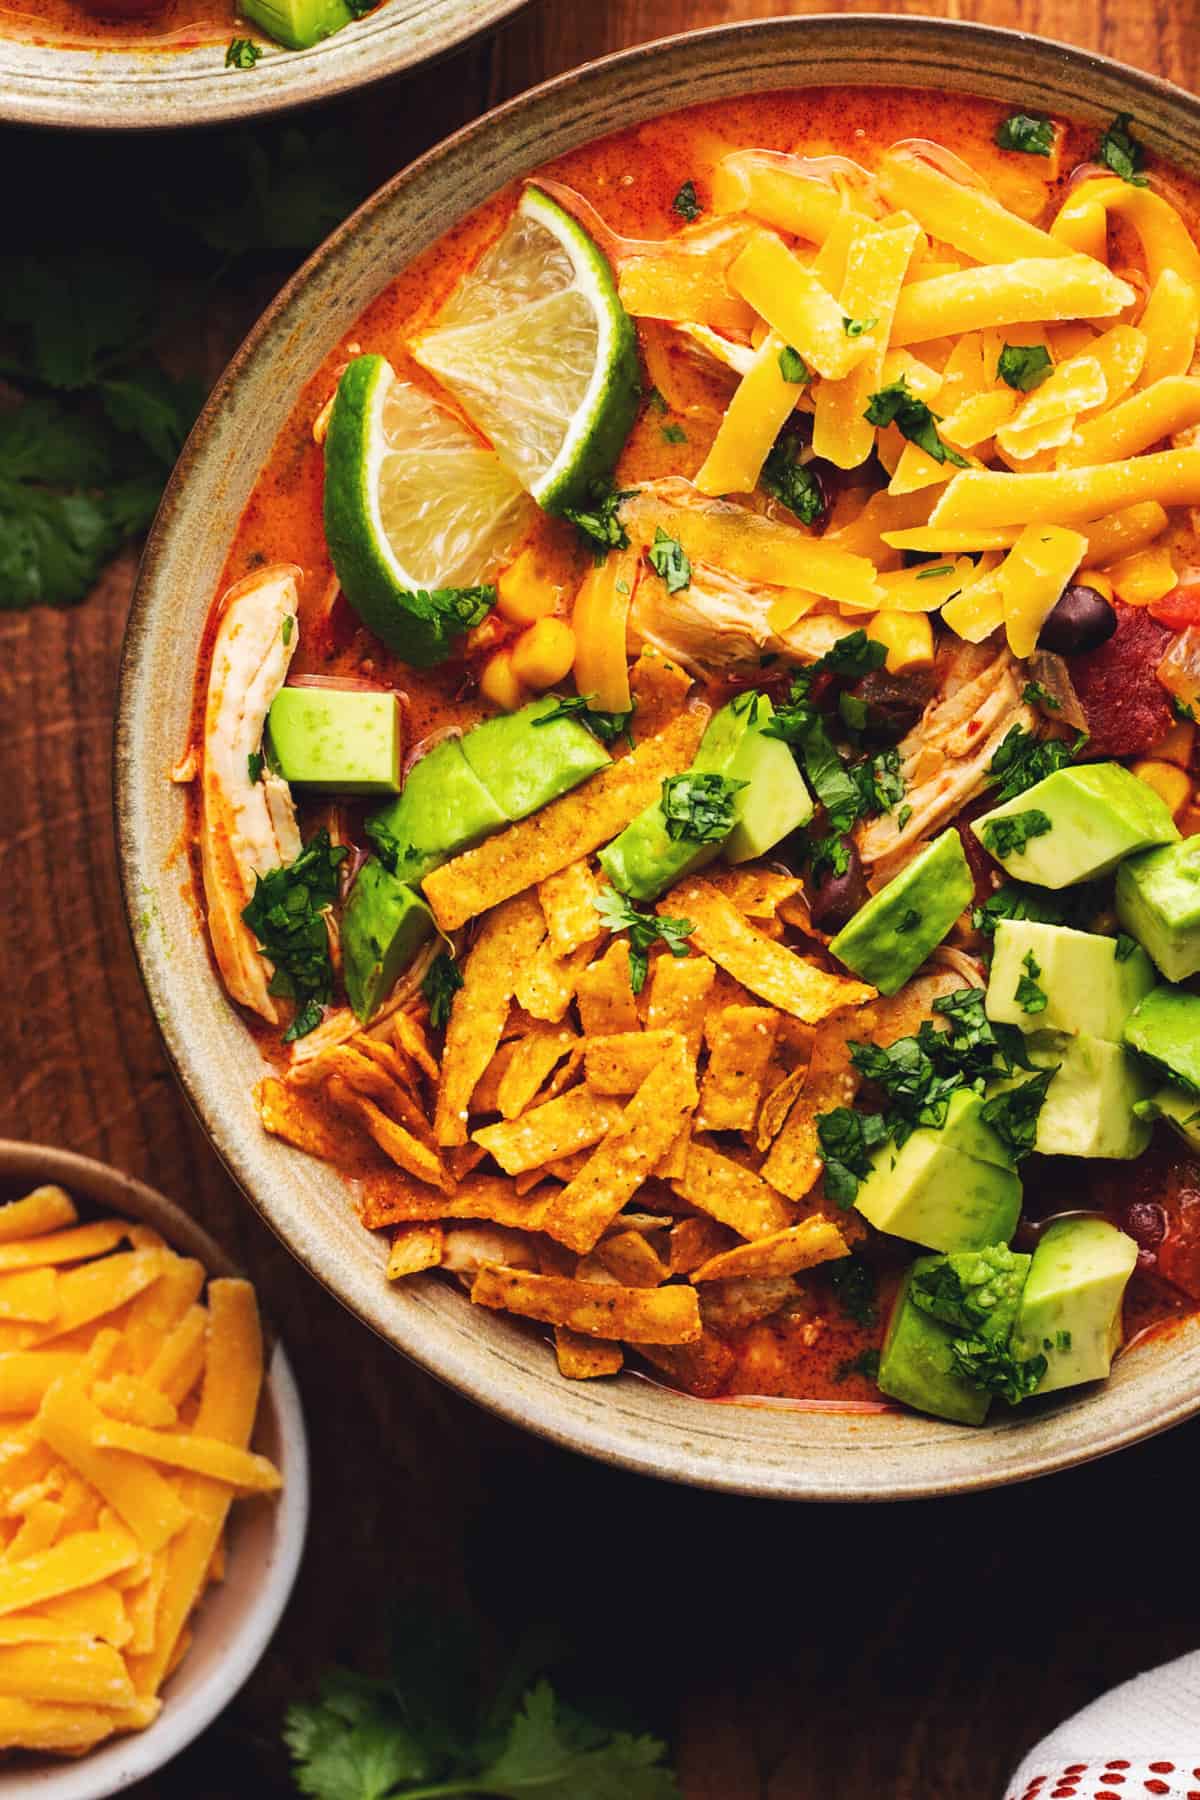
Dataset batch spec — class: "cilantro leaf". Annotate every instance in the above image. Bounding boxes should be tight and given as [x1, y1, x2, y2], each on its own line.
[829, 1255, 879, 1326]
[468, 1680, 677, 1799]
[532, 694, 635, 747]
[971, 882, 1068, 938]
[1098, 112, 1149, 187]
[1021, 678, 1061, 711]
[950, 1335, 1047, 1404]
[995, 113, 1055, 156]
[242, 829, 347, 1042]
[0, 250, 157, 391]
[592, 891, 694, 995]
[850, 746, 905, 816]
[1014, 949, 1048, 1014]
[421, 953, 463, 1031]
[1115, 932, 1139, 963]
[646, 527, 690, 593]
[761, 435, 826, 526]
[910, 1245, 1029, 1336]
[98, 367, 203, 466]
[778, 345, 814, 385]
[843, 315, 878, 338]
[225, 35, 262, 66]
[660, 422, 687, 445]
[560, 481, 635, 559]
[167, 127, 370, 254]
[816, 1106, 889, 1207]
[863, 378, 970, 467]
[979, 1067, 1059, 1159]
[659, 772, 745, 843]
[981, 809, 1054, 860]
[998, 344, 1053, 392]
[836, 1348, 881, 1383]
[285, 1669, 435, 1799]
[671, 179, 701, 222]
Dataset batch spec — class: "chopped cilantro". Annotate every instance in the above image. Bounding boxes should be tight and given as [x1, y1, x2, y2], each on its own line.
[911, 1246, 1029, 1335]
[247, 751, 264, 784]
[671, 179, 702, 221]
[950, 1335, 1047, 1403]
[995, 113, 1055, 156]
[864, 378, 970, 468]
[646, 386, 668, 413]
[225, 35, 262, 66]
[647, 526, 691, 593]
[915, 563, 954, 580]
[1098, 112, 1149, 187]
[1022, 679, 1062, 711]
[839, 691, 868, 732]
[561, 480, 636, 559]
[979, 1067, 1059, 1159]
[241, 829, 347, 1042]
[592, 890, 694, 994]
[778, 345, 814, 385]
[281, 613, 294, 644]
[897, 908, 920, 934]
[816, 1106, 890, 1207]
[660, 422, 687, 445]
[843, 315, 878, 338]
[981, 809, 1054, 860]
[421, 952, 463, 1030]
[532, 692, 636, 746]
[987, 725, 1087, 802]
[761, 435, 826, 526]
[999, 344, 1053, 392]
[660, 772, 746, 843]
[897, 803, 913, 831]
[1172, 695, 1197, 723]
[829, 1256, 879, 1326]
[851, 746, 906, 816]
[1115, 933, 1139, 963]
[1015, 948, 1048, 1014]
[972, 882, 1068, 938]
[836, 1348, 881, 1383]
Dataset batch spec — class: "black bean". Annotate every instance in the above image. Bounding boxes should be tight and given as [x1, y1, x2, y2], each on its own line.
[806, 838, 869, 933]
[1123, 1200, 1167, 1250]
[1037, 585, 1118, 656]
[847, 669, 934, 745]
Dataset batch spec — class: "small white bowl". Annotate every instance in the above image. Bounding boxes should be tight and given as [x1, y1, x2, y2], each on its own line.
[0, 1141, 309, 1800]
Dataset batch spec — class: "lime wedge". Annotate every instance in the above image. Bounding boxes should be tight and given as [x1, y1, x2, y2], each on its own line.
[322, 354, 532, 666]
[412, 186, 639, 514]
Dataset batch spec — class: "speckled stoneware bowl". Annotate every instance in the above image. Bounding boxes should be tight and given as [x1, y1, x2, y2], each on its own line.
[117, 15, 1200, 1500]
[0, 1141, 308, 1798]
[0, 0, 527, 130]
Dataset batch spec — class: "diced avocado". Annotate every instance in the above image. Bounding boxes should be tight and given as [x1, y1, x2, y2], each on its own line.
[240, 0, 351, 49]
[937, 1088, 1017, 1170]
[1123, 984, 1200, 1095]
[828, 828, 974, 996]
[341, 858, 435, 1021]
[1115, 837, 1200, 982]
[985, 919, 1155, 1042]
[266, 687, 402, 797]
[1015, 1031, 1154, 1160]
[721, 696, 813, 863]
[877, 1265, 990, 1425]
[365, 736, 507, 887]
[1009, 1216, 1138, 1396]
[854, 1130, 1022, 1253]
[461, 696, 609, 822]
[1137, 1085, 1200, 1154]
[971, 761, 1179, 889]
[907, 1243, 1031, 1340]
[598, 695, 758, 902]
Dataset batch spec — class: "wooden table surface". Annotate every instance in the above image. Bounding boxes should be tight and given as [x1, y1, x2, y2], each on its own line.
[4, 3, 1200, 1795]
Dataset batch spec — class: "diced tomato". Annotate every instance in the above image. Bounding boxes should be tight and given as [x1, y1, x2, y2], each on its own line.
[1150, 582, 1200, 632]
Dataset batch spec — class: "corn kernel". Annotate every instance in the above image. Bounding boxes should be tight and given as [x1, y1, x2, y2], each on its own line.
[496, 549, 562, 626]
[1076, 568, 1114, 603]
[1148, 718, 1195, 769]
[479, 651, 527, 713]
[1108, 545, 1177, 607]
[866, 610, 934, 674]
[1132, 758, 1191, 820]
[510, 618, 577, 690]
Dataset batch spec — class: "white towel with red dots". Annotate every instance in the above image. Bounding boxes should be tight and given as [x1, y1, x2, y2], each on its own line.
[1008, 1652, 1200, 1799]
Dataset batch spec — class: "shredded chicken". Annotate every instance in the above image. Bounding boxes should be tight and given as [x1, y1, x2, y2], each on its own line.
[200, 564, 302, 1024]
[857, 638, 1034, 886]
[442, 1227, 538, 1279]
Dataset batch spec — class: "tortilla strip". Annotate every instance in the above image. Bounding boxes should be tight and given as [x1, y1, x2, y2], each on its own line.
[495, 1026, 577, 1119]
[670, 1140, 795, 1240]
[421, 710, 708, 932]
[697, 1005, 779, 1131]
[554, 1327, 624, 1379]
[471, 1090, 624, 1176]
[391, 1009, 439, 1081]
[327, 1044, 433, 1143]
[514, 938, 594, 1024]
[540, 1036, 698, 1253]
[329, 1077, 451, 1192]
[584, 1030, 678, 1095]
[661, 879, 876, 1021]
[655, 1116, 692, 1181]
[256, 1077, 344, 1162]
[434, 891, 546, 1146]
[359, 1171, 551, 1231]
[706, 868, 805, 921]
[386, 1224, 445, 1280]
[596, 1228, 669, 1288]
[669, 1216, 737, 1276]
[629, 648, 693, 739]
[690, 1216, 848, 1282]
[645, 953, 715, 1054]
[472, 1263, 701, 1344]
[576, 939, 640, 1036]
[635, 1331, 735, 1398]
[538, 860, 605, 956]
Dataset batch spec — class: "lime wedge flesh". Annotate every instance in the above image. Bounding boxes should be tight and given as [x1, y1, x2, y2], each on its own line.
[322, 354, 531, 666]
[412, 186, 639, 514]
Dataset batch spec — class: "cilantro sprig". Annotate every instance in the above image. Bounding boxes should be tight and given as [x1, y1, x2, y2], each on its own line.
[863, 378, 970, 468]
[1097, 112, 1149, 187]
[242, 829, 347, 1042]
[592, 890, 694, 994]
[995, 114, 1055, 156]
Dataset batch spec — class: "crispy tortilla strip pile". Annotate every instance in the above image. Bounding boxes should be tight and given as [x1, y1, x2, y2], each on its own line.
[0, 1186, 280, 1755]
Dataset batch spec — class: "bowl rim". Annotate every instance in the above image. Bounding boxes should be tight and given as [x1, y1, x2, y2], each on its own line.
[117, 12, 1200, 1502]
[0, 0, 529, 133]
[0, 1139, 310, 1798]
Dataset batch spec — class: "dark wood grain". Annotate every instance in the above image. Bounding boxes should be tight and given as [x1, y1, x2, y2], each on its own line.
[3, 5, 1199, 1795]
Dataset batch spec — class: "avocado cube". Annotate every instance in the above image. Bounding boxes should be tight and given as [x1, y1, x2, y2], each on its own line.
[266, 687, 402, 796]
[854, 1131, 1022, 1253]
[341, 857, 435, 1021]
[907, 1243, 1031, 1339]
[365, 736, 507, 887]
[1009, 1216, 1138, 1396]
[1116, 837, 1200, 982]
[599, 695, 767, 902]
[877, 1265, 990, 1425]
[461, 696, 609, 822]
[240, 0, 352, 50]
[828, 828, 974, 996]
[985, 919, 1155, 1042]
[1139, 1084, 1200, 1154]
[1123, 984, 1200, 1095]
[972, 762, 1179, 889]
[937, 1088, 1017, 1170]
[1015, 1031, 1154, 1160]
[721, 696, 813, 864]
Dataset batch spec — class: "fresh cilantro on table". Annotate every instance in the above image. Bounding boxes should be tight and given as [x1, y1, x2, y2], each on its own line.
[863, 378, 970, 468]
[592, 891, 694, 995]
[1022, 678, 1061, 711]
[816, 1107, 890, 1208]
[981, 809, 1054, 860]
[671, 179, 702, 221]
[167, 126, 369, 255]
[994, 114, 1055, 156]
[998, 344, 1053, 392]
[980, 1067, 1059, 1159]
[421, 953, 463, 1031]
[533, 694, 636, 747]
[660, 422, 687, 445]
[1097, 112, 1149, 187]
[843, 314, 878, 338]
[647, 527, 691, 593]
[285, 1603, 679, 1800]
[778, 345, 814, 385]
[660, 772, 746, 843]
[561, 481, 635, 559]
[1015, 948, 1048, 1014]
[225, 35, 262, 66]
[829, 1255, 879, 1326]
[950, 1335, 1047, 1403]
[241, 829, 347, 1042]
[987, 724, 1087, 802]
[836, 1348, 881, 1383]
[761, 436, 826, 526]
